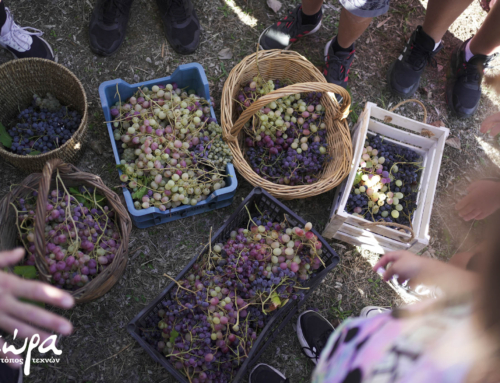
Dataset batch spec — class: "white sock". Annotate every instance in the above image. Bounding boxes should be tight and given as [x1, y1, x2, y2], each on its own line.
[465, 40, 474, 61]
[434, 41, 441, 51]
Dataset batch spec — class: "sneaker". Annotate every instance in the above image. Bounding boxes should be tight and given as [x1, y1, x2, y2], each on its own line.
[297, 310, 335, 364]
[324, 38, 355, 89]
[89, 0, 134, 57]
[359, 306, 391, 318]
[0, 8, 53, 60]
[388, 26, 442, 98]
[446, 38, 498, 118]
[156, 0, 201, 55]
[259, 5, 322, 50]
[249, 364, 288, 383]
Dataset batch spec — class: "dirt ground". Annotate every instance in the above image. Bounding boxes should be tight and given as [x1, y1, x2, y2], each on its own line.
[1, 0, 499, 382]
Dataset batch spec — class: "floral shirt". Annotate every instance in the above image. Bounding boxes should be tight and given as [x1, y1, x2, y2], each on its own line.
[312, 302, 477, 383]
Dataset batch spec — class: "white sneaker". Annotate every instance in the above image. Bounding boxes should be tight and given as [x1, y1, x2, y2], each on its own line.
[0, 7, 53, 60]
[360, 306, 391, 318]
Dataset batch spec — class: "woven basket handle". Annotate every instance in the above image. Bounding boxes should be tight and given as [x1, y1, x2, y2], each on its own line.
[33, 159, 79, 280]
[226, 82, 351, 142]
[388, 99, 428, 124]
[363, 221, 415, 243]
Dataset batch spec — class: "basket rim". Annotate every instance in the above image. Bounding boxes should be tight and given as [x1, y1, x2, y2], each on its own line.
[0, 58, 88, 160]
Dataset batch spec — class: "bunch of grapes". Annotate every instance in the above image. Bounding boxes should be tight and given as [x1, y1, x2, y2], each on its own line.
[236, 77, 330, 185]
[110, 83, 233, 212]
[145, 213, 324, 382]
[6, 93, 82, 155]
[13, 174, 121, 290]
[346, 134, 422, 227]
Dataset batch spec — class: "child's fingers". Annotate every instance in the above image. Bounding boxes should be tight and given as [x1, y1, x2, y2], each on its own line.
[373, 251, 403, 272]
[462, 209, 482, 222]
[0, 248, 25, 268]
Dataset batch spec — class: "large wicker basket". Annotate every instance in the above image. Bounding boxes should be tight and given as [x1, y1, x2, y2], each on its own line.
[0, 58, 88, 173]
[221, 50, 353, 200]
[0, 159, 132, 303]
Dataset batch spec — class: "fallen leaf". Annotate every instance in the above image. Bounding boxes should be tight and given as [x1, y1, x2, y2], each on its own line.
[218, 48, 233, 60]
[267, 0, 282, 13]
[437, 64, 444, 72]
[421, 129, 435, 138]
[429, 120, 446, 128]
[89, 140, 104, 155]
[376, 16, 391, 28]
[446, 136, 461, 150]
[383, 116, 392, 123]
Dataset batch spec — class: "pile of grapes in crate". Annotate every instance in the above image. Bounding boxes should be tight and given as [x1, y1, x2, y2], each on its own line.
[13, 178, 121, 290]
[109, 83, 233, 212]
[0, 93, 82, 155]
[235, 77, 330, 186]
[141, 211, 324, 382]
[346, 134, 422, 227]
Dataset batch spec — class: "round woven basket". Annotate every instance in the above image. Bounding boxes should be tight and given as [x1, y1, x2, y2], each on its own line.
[221, 50, 353, 199]
[0, 159, 132, 303]
[0, 58, 88, 173]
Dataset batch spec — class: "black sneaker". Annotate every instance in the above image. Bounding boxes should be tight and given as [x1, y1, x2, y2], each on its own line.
[324, 37, 355, 89]
[0, 7, 53, 60]
[297, 310, 335, 364]
[388, 26, 442, 98]
[249, 364, 289, 383]
[156, 0, 200, 55]
[259, 5, 322, 50]
[89, 0, 134, 57]
[446, 38, 498, 118]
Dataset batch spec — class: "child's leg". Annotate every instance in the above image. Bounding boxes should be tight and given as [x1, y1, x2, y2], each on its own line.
[422, 0, 475, 43]
[449, 251, 477, 269]
[336, 6, 372, 49]
[470, 0, 500, 56]
[302, 0, 324, 16]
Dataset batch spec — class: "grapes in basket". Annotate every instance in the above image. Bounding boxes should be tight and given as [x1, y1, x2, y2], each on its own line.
[346, 134, 422, 227]
[12, 175, 121, 290]
[235, 77, 330, 186]
[142, 211, 324, 382]
[109, 83, 233, 211]
[0, 93, 82, 155]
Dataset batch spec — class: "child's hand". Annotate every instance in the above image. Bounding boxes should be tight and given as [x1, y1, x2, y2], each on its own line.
[373, 250, 427, 283]
[455, 180, 500, 221]
[480, 112, 500, 137]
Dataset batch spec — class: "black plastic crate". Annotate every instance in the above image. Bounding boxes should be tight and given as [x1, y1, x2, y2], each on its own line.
[127, 188, 340, 382]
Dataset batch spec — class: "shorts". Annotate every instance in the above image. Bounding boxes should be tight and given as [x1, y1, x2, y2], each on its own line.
[339, 0, 391, 18]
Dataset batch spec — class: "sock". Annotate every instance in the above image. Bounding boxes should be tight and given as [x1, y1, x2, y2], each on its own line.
[434, 41, 441, 51]
[0, 1, 6, 30]
[300, 6, 322, 25]
[465, 39, 474, 61]
[332, 37, 353, 53]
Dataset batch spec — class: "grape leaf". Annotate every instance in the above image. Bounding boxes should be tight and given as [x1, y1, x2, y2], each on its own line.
[28, 151, 41, 156]
[169, 329, 179, 344]
[69, 187, 80, 194]
[132, 186, 148, 200]
[0, 122, 13, 148]
[94, 194, 107, 207]
[13, 265, 38, 279]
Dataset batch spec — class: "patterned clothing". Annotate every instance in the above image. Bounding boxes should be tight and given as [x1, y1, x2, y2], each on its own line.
[340, 0, 391, 17]
[312, 302, 478, 383]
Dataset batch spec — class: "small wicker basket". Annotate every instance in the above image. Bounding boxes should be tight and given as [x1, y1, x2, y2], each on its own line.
[0, 58, 88, 173]
[0, 159, 132, 303]
[221, 50, 353, 200]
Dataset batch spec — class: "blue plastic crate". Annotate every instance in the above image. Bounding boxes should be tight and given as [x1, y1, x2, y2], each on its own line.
[99, 63, 238, 228]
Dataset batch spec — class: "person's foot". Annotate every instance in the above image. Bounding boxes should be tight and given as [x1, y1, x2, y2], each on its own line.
[156, 0, 200, 55]
[259, 5, 322, 50]
[446, 38, 498, 118]
[89, 0, 133, 57]
[0, 8, 53, 60]
[359, 306, 390, 318]
[388, 26, 442, 98]
[297, 310, 335, 364]
[324, 37, 355, 89]
[249, 364, 288, 383]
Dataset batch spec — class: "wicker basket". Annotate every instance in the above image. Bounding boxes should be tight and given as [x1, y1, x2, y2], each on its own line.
[0, 159, 132, 303]
[0, 58, 88, 173]
[221, 50, 353, 200]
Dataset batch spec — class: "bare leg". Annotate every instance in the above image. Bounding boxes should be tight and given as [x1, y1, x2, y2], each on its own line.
[470, 0, 500, 56]
[302, 0, 324, 15]
[422, 0, 474, 42]
[337, 7, 372, 48]
[448, 251, 476, 269]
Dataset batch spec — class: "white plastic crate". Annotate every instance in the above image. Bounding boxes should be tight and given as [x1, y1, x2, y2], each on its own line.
[323, 102, 449, 254]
